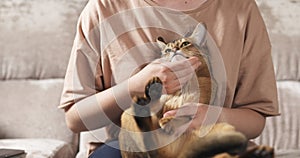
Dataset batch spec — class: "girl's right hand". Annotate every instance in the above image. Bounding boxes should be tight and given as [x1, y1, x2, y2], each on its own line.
[129, 56, 201, 95]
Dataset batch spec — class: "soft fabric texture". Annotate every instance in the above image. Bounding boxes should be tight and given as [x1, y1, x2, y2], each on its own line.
[256, 0, 300, 81]
[76, 0, 300, 157]
[0, 0, 86, 157]
[0, 139, 75, 158]
[0, 0, 299, 158]
[252, 1, 300, 157]
[0, 0, 87, 80]
[88, 140, 121, 158]
[0, 80, 75, 144]
[254, 81, 300, 157]
[60, 0, 279, 145]
[76, 129, 107, 158]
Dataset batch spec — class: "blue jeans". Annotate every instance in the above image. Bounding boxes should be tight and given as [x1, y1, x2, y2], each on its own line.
[89, 140, 122, 158]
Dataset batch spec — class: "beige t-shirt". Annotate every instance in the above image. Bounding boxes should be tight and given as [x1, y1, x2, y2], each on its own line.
[60, 0, 279, 139]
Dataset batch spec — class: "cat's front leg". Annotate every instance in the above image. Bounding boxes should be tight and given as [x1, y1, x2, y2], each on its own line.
[133, 76, 163, 132]
[131, 77, 163, 157]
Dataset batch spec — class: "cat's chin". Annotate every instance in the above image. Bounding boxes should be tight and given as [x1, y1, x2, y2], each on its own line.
[169, 53, 187, 62]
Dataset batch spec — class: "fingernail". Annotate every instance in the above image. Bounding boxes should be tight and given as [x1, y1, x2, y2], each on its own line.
[163, 112, 170, 117]
[195, 62, 201, 68]
[163, 111, 175, 117]
[198, 61, 202, 66]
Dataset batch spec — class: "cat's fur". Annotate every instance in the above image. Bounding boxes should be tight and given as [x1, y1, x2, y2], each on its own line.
[118, 23, 273, 158]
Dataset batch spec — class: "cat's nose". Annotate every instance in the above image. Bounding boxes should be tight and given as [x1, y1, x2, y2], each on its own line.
[174, 50, 187, 58]
[170, 48, 176, 53]
[175, 50, 183, 55]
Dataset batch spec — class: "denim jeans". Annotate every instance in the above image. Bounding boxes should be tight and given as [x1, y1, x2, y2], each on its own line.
[89, 140, 122, 158]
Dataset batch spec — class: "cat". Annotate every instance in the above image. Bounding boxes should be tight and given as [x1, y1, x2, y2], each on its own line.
[118, 23, 274, 158]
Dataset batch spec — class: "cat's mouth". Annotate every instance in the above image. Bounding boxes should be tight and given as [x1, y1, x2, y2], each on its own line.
[169, 50, 192, 62]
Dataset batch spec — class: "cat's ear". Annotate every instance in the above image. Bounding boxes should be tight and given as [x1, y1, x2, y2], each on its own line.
[189, 23, 207, 46]
[156, 36, 167, 50]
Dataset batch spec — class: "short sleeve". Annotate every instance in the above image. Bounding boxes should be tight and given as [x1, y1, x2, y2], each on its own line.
[233, 1, 280, 116]
[59, 0, 104, 109]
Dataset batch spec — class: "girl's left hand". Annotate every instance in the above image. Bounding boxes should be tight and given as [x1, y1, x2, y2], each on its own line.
[163, 103, 222, 134]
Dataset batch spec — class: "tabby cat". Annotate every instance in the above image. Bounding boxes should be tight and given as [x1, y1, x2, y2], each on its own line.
[118, 23, 274, 158]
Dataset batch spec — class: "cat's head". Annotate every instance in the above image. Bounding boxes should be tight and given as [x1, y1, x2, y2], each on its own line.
[156, 23, 207, 61]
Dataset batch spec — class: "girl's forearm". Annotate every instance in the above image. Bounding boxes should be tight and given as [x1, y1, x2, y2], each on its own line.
[64, 81, 132, 133]
[219, 107, 266, 139]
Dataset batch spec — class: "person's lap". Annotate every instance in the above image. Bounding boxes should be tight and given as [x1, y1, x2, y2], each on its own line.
[89, 140, 122, 158]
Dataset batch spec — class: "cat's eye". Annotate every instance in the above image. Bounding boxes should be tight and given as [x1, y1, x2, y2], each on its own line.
[165, 48, 172, 53]
[181, 41, 191, 47]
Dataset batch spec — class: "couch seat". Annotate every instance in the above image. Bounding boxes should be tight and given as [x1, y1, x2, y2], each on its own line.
[0, 139, 75, 158]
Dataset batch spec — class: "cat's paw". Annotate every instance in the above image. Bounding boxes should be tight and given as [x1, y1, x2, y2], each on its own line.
[133, 96, 151, 117]
[240, 145, 274, 158]
[159, 116, 191, 135]
[133, 96, 149, 106]
[145, 77, 162, 101]
[133, 77, 162, 114]
[159, 116, 175, 134]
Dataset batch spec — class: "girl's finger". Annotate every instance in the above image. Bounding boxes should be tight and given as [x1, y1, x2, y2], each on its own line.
[163, 110, 177, 117]
[164, 103, 200, 117]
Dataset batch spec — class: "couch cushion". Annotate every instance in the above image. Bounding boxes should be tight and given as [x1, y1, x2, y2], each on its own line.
[0, 79, 77, 150]
[276, 150, 300, 158]
[0, 139, 75, 158]
[0, 0, 87, 80]
[254, 81, 300, 153]
[256, 0, 300, 81]
[76, 128, 108, 158]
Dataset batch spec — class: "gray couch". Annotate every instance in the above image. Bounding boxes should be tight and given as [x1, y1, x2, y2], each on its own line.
[253, 1, 300, 157]
[0, 0, 299, 158]
[0, 0, 87, 157]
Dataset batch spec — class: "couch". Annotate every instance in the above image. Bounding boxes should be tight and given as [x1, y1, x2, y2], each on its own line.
[253, 0, 300, 157]
[0, 0, 87, 157]
[0, 0, 299, 158]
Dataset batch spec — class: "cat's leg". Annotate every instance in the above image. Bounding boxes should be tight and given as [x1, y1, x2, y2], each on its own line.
[132, 77, 163, 157]
[133, 76, 163, 131]
[119, 77, 163, 158]
[237, 145, 274, 158]
[179, 123, 247, 158]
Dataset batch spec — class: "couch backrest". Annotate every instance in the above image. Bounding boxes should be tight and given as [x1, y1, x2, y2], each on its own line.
[0, 0, 87, 147]
[254, 0, 300, 154]
[0, 0, 87, 80]
[256, 0, 300, 81]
